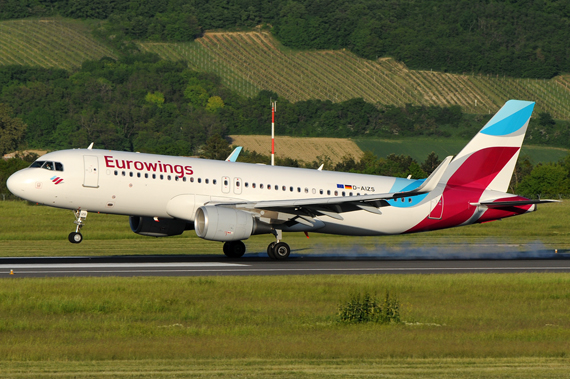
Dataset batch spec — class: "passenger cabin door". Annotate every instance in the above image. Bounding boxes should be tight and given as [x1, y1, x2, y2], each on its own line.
[83, 155, 99, 188]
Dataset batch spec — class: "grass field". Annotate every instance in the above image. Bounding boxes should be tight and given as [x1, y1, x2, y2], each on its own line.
[1, 200, 570, 376]
[354, 137, 570, 164]
[1, 199, 569, 257]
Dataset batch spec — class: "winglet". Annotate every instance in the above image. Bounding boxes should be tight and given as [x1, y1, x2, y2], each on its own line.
[225, 146, 243, 162]
[87, 142, 94, 150]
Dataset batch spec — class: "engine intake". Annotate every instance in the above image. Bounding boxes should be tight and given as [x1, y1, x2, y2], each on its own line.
[129, 216, 188, 237]
[194, 206, 271, 241]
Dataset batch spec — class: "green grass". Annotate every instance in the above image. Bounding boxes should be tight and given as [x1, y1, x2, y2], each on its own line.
[0, 199, 569, 258]
[1, 275, 570, 362]
[0, 358, 569, 378]
[354, 137, 570, 164]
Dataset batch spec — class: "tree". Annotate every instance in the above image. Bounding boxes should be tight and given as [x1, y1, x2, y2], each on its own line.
[205, 96, 224, 113]
[201, 133, 231, 160]
[517, 163, 569, 198]
[0, 103, 26, 156]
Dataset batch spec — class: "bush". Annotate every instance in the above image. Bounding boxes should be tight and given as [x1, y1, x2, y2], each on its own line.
[338, 291, 400, 324]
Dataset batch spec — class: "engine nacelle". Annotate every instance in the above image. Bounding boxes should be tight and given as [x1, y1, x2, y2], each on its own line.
[194, 206, 271, 241]
[129, 216, 188, 237]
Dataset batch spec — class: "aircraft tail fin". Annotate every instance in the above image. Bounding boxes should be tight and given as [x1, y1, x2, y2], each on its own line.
[440, 100, 535, 193]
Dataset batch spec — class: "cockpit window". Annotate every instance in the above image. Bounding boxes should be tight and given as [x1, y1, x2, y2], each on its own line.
[30, 160, 64, 171]
[30, 161, 44, 168]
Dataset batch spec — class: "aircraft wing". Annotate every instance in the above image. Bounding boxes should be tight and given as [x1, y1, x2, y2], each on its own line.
[210, 156, 453, 225]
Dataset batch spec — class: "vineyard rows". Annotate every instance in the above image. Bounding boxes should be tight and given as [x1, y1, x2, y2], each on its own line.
[0, 21, 567, 120]
[141, 32, 570, 119]
[0, 19, 116, 69]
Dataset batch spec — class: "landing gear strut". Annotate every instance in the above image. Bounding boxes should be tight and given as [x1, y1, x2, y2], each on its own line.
[223, 240, 246, 258]
[68, 209, 88, 244]
[267, 229, 291, 260]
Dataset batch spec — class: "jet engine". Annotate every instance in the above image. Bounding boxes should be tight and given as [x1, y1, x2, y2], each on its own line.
[194, 206, 271, 241]
[129, 216, 188, 237]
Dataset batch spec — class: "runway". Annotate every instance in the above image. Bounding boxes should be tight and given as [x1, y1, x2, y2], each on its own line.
[2, 252, 570, 277]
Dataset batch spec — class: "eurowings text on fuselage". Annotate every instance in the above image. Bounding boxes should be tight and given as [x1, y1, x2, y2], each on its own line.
[7, 100, 555, 259]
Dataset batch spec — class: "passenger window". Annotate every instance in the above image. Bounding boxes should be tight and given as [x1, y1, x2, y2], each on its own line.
[327, 190, 331, 195]
[114, 170, 118, 176]
[260, 184, 264, 189]
[167, 175, 171, 180]
[282, 186, 286, 191]
[213, 179, 217, 185]
[205, 179, 209, 184]
[304, 188, 308, 193]
[129, 172, 133, 177]
[297, 187, 301, 193]
[319, 189, 323, 195]
[198, 178, 202, 183]
[275, 185, 278, 190]
[137, 173, 141, 178]
[342, 191, 346, 196]
[245, 182, 249, 188]
[183, 177, 186, 182]
[224, 180, 228, 186]
[252, 183, 256, 189]
[160, 174, 164, 180]
[190, 177, 194, 183]
[152, 174, 156, 179]
[267, 184, 271, 190]
[290, 186, 293, 192]
[122, 171, 126, 176]
[334, 191, 338, 196]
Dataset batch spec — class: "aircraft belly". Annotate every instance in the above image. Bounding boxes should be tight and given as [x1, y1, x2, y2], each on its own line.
[318, 205, 429, 236]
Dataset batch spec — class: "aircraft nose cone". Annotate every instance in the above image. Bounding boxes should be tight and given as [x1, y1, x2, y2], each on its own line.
[6, 170, 27, 196]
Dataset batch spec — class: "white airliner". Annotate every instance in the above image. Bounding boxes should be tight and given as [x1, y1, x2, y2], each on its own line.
[7, 100, 556, 259]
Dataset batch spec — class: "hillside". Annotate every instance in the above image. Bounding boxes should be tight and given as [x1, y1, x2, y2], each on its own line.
[0, 19, 116, 69]
[140, 32, 570, 120]
[1, 18, 569, 120]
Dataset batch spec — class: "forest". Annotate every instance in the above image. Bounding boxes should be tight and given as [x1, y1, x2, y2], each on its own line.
[1, 0, 569, 79]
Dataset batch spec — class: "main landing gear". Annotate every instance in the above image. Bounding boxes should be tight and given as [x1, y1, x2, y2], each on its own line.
[223, 240, 246, 258]
[267, 229, 290, 260]
[68, 209, 88, 244]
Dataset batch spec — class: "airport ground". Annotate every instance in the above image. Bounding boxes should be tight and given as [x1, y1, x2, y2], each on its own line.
[1, 200, 570, 377]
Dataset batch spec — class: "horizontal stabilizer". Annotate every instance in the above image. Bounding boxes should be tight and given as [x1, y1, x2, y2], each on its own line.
[472, 199, 560, 208]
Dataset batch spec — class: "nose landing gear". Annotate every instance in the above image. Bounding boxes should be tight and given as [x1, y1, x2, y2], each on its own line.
[68, 209, 88, 244]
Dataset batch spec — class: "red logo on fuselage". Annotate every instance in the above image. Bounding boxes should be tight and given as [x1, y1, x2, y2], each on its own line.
[104, 156, 193, 178]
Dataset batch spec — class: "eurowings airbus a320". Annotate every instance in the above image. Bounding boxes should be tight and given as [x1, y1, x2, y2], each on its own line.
[7, 100, 556, 259]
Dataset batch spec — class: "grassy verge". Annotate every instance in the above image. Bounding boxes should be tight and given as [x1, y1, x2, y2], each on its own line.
[1, 200, 569, 257]
[2, 358, 570, 378]
[1, 274, 570, 361]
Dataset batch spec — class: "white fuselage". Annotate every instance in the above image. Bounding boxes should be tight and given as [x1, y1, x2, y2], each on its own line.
[7, 148, 443, 236]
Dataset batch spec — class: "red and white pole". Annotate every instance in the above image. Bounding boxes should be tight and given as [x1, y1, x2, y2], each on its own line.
[271, 101, 276, 166]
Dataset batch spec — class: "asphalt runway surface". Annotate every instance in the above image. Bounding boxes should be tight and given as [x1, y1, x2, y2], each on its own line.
[2, 250, 570, 277]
